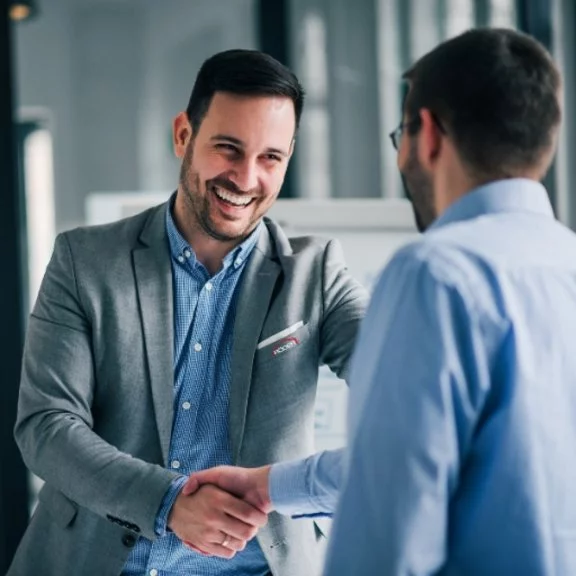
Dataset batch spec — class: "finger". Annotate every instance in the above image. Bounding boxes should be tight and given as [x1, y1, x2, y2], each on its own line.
[222, 494, 268, 528]
[183, 468, 222, 496]
[218, 534, 247, 553]
[183, 535, 245, 557]
[184, 539, 235, 559]
[192, 541, 237, 560]
[182, 476, 200, 496]
[183, 530, 246, 555]
[210, 512, 260, 542]
[209, 544, 237, 559]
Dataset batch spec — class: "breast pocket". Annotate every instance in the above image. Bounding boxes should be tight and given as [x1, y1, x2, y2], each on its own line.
[254, 322, 313, 368]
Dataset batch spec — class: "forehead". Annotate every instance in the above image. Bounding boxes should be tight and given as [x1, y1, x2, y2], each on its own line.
[198, 92, 296, 148]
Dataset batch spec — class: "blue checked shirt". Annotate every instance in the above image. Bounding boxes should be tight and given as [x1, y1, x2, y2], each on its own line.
[122, 203, 269, 576]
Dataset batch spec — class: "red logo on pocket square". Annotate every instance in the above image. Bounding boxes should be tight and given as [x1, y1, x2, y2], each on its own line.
[272, 337, 300, 357]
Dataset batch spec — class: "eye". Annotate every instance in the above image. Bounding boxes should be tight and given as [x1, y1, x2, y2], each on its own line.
[216, 143, 240, 154]
[263, 153, 282, 163]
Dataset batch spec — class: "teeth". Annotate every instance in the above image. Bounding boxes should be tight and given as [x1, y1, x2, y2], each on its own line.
[213, 186, 252, 206]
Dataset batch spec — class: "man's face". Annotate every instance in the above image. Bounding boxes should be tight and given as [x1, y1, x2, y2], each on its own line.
[178, 92, 295, 243]
[397, 116, 437, 233]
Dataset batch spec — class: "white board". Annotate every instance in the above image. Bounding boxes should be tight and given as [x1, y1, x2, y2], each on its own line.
[86, 192, 418, 450]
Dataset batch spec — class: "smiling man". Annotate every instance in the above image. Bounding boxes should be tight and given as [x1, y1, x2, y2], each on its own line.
[173, 91, 296, 275]
[9, 50, 367, 576]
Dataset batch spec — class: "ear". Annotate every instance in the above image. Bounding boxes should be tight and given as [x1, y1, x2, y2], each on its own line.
[172, 112, 193, 159]
[288, 138, 295, 159]
[416, 108, 443, 172]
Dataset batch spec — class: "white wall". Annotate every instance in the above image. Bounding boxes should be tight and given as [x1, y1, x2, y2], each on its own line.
[14, 0, 257, 232]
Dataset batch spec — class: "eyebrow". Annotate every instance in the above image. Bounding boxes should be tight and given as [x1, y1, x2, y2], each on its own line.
[210, 134, 289, 158]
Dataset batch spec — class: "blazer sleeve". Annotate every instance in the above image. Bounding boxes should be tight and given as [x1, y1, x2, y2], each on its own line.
[319, 239, 369, 382]
[14, 232, 178, 540]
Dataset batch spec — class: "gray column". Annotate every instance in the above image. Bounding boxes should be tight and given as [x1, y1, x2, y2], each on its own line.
[290, 0, 382, 198]
[553, 0, 576, 227]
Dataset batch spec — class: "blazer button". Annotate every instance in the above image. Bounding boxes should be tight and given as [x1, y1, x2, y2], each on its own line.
[122, 533, 137, 548]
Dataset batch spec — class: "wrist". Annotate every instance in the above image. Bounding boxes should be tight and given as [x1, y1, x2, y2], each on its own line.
[256, 465, 272, 512]
[166, 491, 181, 531]
[164, 477, 188, 534]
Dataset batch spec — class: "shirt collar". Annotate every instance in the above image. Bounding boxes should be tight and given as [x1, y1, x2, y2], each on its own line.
[165, 194, 262, 272]
[428, 178, 554, 232]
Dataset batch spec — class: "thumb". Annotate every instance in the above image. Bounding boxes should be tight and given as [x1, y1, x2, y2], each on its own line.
[182, 475, 199, 496]
[183, 539, 211, 556]
[182, 468, 222, 496]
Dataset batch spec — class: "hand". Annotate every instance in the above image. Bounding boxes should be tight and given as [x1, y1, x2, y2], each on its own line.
[183, 465, 272, 514]
[168, 484, 268, 559]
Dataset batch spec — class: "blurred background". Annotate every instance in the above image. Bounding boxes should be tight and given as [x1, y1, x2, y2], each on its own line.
[1, 0, 575, 570]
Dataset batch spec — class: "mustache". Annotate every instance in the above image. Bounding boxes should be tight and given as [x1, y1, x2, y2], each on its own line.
[207, 176, 259, 196]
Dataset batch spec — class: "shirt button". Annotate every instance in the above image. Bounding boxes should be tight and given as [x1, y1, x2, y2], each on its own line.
[205, 282, 213, 291]
[184, 249, 191, 258]
[177, 255, 184, 263]
[182, 401, 191, 410]
[171, 460, 180, 469]
[149, 570, 158, 576]
[194, 342, 202, 352]
[235, 258, 242, 267]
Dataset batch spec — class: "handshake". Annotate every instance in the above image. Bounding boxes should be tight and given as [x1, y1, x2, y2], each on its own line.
[167, 465, 272, 559]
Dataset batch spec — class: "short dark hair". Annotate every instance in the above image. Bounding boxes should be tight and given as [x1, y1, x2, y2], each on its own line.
[402, 28, 562, 179]
[186, 49, 305, 134]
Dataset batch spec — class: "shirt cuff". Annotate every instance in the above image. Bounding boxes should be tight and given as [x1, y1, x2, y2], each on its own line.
[269, 458, 312, 516]
[269, 449, 343, 517]
[154, 475, 188, 537]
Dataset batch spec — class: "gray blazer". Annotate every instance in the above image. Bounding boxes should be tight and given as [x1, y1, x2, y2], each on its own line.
[9, 202, 368, 576]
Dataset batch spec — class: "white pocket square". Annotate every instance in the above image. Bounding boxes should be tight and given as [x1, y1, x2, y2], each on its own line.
[257, 321, 304, 350]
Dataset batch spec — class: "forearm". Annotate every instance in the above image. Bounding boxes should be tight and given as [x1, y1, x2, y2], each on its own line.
[16, 408, 178, 540]
[269, 448, 344, 516]
[16, 305, 180, 539]
[15, 232, 180, 540]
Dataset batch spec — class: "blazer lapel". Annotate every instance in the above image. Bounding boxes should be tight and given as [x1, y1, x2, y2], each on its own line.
[133, 205, 174, 465]
[229, 225, 281, 463]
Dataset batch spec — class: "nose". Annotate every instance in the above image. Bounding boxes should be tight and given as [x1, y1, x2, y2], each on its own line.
[229, 157, 260, 192]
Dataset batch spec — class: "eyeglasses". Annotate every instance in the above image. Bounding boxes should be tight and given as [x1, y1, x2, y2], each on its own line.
[388, 118, 420, 151]
[389, 114, 446, 150]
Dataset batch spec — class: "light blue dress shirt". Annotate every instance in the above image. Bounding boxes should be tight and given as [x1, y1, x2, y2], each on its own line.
[123, 203, 269, 576]
[274, 179, 576, 575]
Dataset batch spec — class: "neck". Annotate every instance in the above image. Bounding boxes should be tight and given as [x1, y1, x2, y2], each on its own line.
[434, 161, 477, 220]
[190, 236, 237, 277]
[172, 191, 242, 276]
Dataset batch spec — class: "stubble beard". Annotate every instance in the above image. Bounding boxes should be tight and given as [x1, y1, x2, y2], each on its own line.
[179, 144, 253, 243]
[401, 141, 437, 233]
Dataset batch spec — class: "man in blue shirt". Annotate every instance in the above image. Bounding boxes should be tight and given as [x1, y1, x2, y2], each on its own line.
[186, 28, 576, 575]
